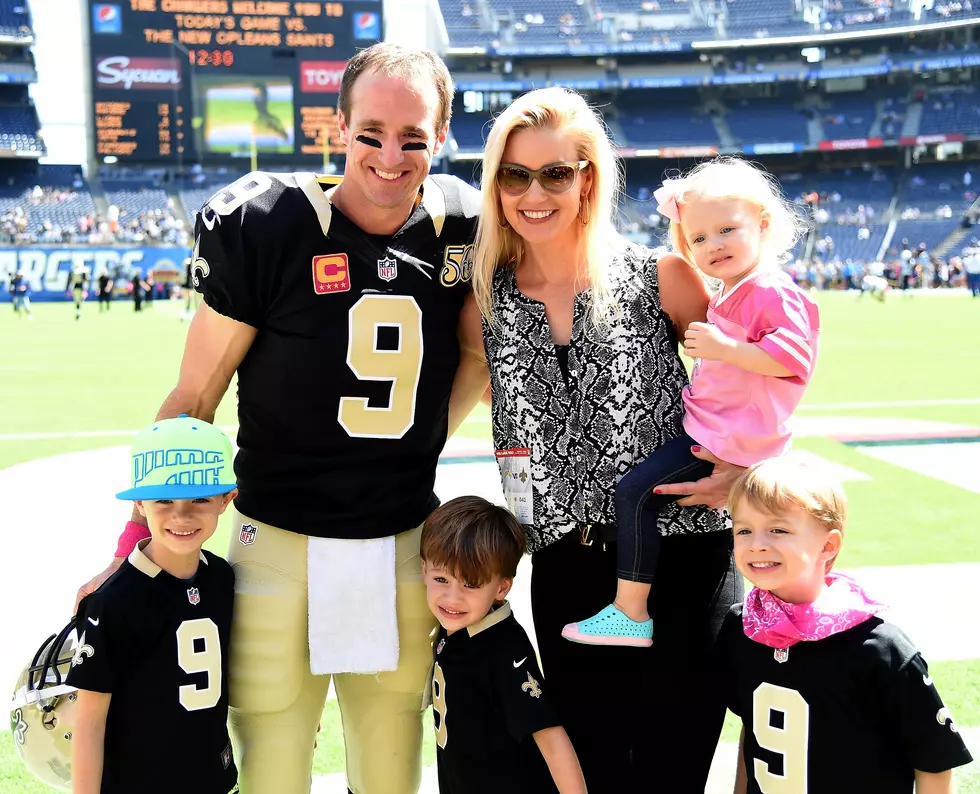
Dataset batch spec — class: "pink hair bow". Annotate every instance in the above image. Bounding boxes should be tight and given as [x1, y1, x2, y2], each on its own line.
[653, 178, 686, 223]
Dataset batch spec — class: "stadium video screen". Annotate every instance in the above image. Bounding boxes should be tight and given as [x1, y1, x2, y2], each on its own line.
[88, 1, 383, 164]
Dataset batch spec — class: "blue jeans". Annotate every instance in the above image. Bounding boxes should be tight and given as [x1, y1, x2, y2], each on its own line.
[615, 433, 715, 583]
[968, 272, 980, 297]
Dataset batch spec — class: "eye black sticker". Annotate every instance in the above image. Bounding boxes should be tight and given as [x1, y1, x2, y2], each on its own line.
[401, 142, 429, 151]
[355, 135, 382, 149]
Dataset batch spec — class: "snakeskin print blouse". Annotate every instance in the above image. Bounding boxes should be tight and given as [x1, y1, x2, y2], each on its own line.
[482, 242, 726, 553]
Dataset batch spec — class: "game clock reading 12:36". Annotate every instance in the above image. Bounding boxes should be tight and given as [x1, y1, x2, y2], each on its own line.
[89, 1, 383, 163]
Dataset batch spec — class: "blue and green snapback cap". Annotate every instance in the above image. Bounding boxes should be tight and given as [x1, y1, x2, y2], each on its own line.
[116, 415, 236, 500]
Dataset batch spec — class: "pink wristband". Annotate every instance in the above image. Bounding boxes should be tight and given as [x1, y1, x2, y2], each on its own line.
[115, 521, 151, 559]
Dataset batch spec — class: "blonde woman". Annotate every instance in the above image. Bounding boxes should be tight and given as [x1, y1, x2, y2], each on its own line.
[453, 87, 743, 792]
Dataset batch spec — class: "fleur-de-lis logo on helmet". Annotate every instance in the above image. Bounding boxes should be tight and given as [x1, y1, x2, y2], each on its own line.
[11, 708, 28, 746]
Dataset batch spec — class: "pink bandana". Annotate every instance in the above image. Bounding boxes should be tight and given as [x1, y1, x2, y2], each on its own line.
[742, 573, 887, 648]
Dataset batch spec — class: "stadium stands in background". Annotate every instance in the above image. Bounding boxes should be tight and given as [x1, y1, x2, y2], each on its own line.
[0, 0, 978, 299]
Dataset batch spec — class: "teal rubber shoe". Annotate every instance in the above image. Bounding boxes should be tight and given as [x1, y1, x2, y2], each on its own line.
[562, 604, 653, 648]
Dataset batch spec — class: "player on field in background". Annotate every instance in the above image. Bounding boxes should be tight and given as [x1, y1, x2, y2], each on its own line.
[716, 455, 972, 794]
[67, 263, 89, 321]
[9, 269, 32, 318]
[130, 271, 147, 312]
[564, 158, 819, 648]
[859, 272, 890, 302]
[96, 270, 113, 312]
[75, 43, 488, 794]
[69, 416, 239, 794]
[420, 497, 586, 794]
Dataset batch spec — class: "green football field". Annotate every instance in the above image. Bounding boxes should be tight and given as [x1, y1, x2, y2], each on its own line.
[1, 291, 978, 791]
[205, 96, 294, 154]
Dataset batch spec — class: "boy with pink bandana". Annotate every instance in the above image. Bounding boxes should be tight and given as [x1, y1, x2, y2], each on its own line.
[720, 455, 971, 794]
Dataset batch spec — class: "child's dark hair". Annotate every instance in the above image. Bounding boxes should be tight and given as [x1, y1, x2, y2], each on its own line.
[420, 496, 526, 585]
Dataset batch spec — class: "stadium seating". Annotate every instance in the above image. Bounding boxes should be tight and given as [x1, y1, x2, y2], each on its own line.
[918, 87, 980, 138]
[0, 168, 97, 244]
[784, 169, 896, 215]
[899, 162, 977, 212]
[0, 105, 43, 154]
[725, 98, 808, 144]
[104, 182, 173, 217]
[820, 95, 878, 140]
[890, 218, 962, 253]
[449, 110, 494, 150]
[724, 0, 801, 36]
[614, 89, 719, 147]
[819, 225, 889, 264]
[0, 0, 32, 37]
[439, 0, 496, 47]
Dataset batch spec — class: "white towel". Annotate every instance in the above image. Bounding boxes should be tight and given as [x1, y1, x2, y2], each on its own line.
[307, 535, 399, 675]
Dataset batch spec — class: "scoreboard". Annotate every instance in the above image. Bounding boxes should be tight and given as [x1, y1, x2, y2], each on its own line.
[88, 1, 383, 163]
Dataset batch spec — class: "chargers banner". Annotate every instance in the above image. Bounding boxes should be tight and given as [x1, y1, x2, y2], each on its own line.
[0, 247, 191, 301]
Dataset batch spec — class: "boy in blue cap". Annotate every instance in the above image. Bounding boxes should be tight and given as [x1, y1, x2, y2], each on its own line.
[68, 415, 239, 794]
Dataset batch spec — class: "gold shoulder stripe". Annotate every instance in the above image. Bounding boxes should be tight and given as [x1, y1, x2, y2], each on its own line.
[296, 172, 335, 236]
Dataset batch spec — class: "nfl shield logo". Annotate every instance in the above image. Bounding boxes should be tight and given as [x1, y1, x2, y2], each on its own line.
[187, 587, 201, 606]
[377, 256, 397, 282]
[240, 523, 257, 546]
[774, 647, 789, 664]
[436, 638, 446, 655]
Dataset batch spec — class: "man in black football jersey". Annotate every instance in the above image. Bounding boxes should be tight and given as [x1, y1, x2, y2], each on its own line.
[76, 43, 489, 794]
[421, 497, 586, 794]
[96, 270, 113, 312]
[66, 263, 89, 320]
[717, 456, 972, 794]
[68, 416, 239, 794]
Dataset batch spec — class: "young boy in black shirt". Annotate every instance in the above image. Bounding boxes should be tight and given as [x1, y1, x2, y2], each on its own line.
[68, 415, 239, 794]
[421, 496, 586, 794]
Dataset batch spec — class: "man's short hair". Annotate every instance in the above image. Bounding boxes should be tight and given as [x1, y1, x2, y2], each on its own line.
[421, 496, 525, 585]
[338, 43, 454, 133]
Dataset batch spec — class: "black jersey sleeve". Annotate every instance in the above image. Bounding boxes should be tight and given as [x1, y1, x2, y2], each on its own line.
[492, 633, 562, 742]
[887, 652, 974, 773]
[65, 592, 129, 694]
[193, 171, 284, 328]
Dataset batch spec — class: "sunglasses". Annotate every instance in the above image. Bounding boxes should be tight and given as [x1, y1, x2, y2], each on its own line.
[495, 160, 590, 196]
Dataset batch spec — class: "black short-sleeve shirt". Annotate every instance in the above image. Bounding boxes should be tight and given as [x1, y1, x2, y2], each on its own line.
[192, 171, 480, 538]
[67, 541, 236, 794]
[432, 603, 562, 794]
[716, 603, 973, 793]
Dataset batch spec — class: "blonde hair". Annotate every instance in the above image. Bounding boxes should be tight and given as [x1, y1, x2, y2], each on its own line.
[339, 43, 454, 133]
[665, 156, 808, 266]
[472, 87, 624, 329]
[729, 454, 847, 572]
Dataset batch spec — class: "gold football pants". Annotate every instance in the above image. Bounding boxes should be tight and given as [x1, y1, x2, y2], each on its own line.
[226, 512, 437, 794]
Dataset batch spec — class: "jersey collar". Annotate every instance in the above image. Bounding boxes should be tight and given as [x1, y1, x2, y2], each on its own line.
[466, 600, 512, 637]
[294, 172, 447, 239]
[128, 537, 208, 579]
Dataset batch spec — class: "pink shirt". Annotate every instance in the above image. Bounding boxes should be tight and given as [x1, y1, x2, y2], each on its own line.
[682, 269, 819, 467]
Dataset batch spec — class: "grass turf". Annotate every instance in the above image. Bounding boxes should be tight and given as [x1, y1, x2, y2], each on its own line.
[1, 291, 977, 788]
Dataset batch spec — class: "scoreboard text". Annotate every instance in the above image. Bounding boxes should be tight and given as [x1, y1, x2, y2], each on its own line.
[88, 1, 383, 162]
